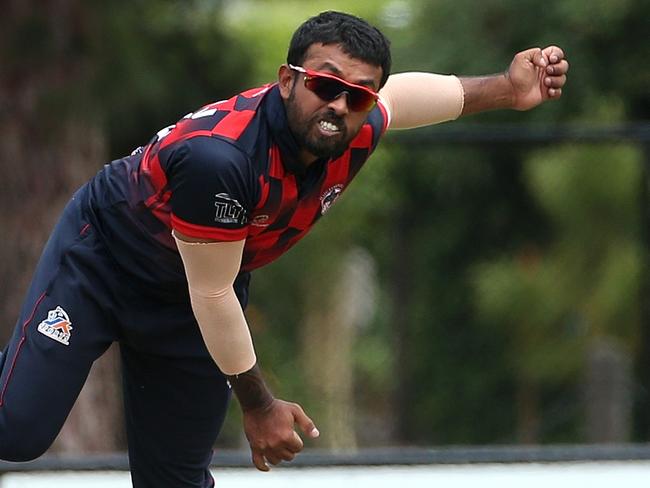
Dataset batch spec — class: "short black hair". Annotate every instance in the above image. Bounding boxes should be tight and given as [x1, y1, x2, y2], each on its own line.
[287, 11, 392, 88]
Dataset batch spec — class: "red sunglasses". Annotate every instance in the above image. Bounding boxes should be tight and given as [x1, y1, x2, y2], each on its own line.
[288, 64, 379, 112]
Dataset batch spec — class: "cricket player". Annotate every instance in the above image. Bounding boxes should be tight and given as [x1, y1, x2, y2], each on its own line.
[0, 10, 568, 487]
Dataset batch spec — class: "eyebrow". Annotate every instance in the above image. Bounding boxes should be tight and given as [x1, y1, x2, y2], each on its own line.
[315, 61, 378, 91]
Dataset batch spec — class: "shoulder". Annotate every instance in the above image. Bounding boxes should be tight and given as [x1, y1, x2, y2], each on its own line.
[156, 83, 275, 155]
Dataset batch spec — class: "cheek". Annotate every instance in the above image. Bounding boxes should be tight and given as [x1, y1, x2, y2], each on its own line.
[291, 92, 323, 122]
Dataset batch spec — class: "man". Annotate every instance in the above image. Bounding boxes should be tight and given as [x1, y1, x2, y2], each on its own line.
[0, 10, 568, 487]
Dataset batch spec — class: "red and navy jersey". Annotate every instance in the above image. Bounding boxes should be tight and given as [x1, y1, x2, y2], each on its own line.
[87, 84, 387, 286]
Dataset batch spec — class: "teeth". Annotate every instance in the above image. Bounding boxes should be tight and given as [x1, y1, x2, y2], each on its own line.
[319, 120, 340, 132]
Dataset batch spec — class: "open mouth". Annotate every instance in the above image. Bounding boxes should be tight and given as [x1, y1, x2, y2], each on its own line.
[318, 119, 341, 134]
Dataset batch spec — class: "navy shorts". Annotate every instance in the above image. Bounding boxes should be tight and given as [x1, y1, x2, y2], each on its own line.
[0, 184, 239, 487]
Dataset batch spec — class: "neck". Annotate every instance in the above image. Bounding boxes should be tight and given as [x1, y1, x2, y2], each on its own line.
[299, 148, 319, 167]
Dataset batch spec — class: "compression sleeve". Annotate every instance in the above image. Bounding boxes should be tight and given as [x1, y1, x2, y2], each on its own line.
[173, 233, 257, 376]
[379, 72, 465, 129]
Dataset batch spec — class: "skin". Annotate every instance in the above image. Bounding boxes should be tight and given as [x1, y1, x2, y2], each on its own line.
[278, 43, 383, 167]
[460, 45, 569, 115]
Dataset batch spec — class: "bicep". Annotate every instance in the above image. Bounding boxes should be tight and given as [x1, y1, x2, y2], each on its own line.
[173, 232, 245, 292]
[379, 72, 465, 129]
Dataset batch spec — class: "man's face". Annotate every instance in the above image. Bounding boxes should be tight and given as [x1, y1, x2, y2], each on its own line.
[279, 43, 383, 165]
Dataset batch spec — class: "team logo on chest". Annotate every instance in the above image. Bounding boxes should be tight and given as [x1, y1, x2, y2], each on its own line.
[320, 184, 344, 215]
[37, 306, 73, 346]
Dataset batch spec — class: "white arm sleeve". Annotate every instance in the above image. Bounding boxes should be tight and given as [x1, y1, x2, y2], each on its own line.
[173, 233, 256, 376]
[379, 72, 465, 129]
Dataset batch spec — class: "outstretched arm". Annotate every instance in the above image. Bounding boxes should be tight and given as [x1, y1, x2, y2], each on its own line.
[380, 45, 569, 129]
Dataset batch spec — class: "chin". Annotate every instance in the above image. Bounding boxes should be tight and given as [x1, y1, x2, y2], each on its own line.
[306, 140, 348, 159]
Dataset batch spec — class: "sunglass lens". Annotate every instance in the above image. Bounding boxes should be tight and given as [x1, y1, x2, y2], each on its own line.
[305, 77, 342, 101]
[305, 76, 376, 112]
[349, 92, 376, 112]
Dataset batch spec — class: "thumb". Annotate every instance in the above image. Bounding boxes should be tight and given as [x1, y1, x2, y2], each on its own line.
[292, 404, 320, 438]
[530, 47, 547, 68]
[514, 47, 545, 69]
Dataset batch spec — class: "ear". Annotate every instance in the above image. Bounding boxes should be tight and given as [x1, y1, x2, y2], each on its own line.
[278, 64, 295, 100]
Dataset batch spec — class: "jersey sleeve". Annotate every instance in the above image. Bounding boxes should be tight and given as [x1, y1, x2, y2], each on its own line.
[164, 135, 256, 241]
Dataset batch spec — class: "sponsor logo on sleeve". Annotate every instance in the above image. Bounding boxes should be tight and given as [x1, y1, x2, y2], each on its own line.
[37, 306, 73, 346]
[214, 193, 247, 225]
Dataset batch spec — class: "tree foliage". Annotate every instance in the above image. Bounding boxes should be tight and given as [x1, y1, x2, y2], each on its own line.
[3, 0, 650, 451]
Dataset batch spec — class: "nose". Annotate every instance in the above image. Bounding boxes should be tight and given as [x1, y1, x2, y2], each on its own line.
[327, 91, 350, 115]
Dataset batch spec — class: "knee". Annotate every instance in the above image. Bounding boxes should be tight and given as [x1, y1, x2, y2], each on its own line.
[0, 446, 48, 463]
[0, 413, 51, 462]
[0, 437, 50, 463]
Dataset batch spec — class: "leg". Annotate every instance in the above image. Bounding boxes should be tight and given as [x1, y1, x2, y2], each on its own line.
[121, 345, 231, 488]
[0, 191, 118, 461]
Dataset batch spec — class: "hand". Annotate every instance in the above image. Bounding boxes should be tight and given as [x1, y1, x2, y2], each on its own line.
[507, 45, 569, 110]
[242, 398, 319, 471]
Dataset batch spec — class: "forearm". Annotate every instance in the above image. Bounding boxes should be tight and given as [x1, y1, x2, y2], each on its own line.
[174, 233, 275, 411]
[188, 284, 257, 376]
[225, 363, 274, 412]
[192, 287, 274, 411]
[459, 73, 515, 116]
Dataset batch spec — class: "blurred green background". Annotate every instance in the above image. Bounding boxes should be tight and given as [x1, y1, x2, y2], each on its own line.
[1, 0, 649, 453]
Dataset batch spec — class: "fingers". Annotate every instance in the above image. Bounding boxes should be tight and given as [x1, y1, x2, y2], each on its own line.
[292, 403, 320, 439]
[246, 401, 319, 472]
[545, 59, 569, 76]
[544, 74, 566, 88]
[542, 45, 565, 64]
[526, 46, 568, 73]
[251, 444, 299, 472]
[536, 45, 568, 100]
[548, 88, 562, 98]
[252, 450, 270, 472]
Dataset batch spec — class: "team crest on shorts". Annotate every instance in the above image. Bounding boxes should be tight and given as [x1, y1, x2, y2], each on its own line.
[37, 306, 73, 346]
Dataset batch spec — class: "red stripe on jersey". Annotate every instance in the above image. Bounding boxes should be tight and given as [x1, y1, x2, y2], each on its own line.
[255, 174, 270, 210]
[350, 124, 373, 148]
[160, 128, 214, 151]
[215, 97, 236, 111]
[326, 150, 352, 182]
[212, 110, 256, 140]
[288, 201, 319, 229]
[240, 84, 274, 99]
[144, 152, 168, 193]
[246, 229, 285, 249]
[171, 214, 248, 241]
[286, 152, 351, 228]
[151, 206, 172, 228]
[281, 172, 298, 204]
[268, 145, 286, 178]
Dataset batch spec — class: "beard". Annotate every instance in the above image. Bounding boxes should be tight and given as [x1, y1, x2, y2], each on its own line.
[285, 85, 356, 160]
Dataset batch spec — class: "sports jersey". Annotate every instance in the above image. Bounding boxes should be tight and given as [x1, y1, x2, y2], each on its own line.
[85, 84, 388, 291]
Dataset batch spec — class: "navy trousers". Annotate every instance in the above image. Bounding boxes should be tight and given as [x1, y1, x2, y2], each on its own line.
[0, 186, 235, 487]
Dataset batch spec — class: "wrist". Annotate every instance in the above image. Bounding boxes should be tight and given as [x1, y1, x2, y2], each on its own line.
[459, 72, 515, 116]
[226, 363, 275, 412]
